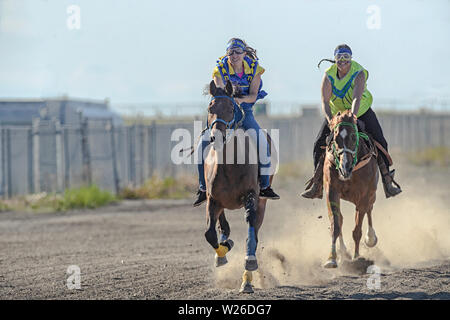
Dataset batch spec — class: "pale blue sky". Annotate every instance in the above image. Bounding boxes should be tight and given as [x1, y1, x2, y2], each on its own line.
[0, 0, 449, 115]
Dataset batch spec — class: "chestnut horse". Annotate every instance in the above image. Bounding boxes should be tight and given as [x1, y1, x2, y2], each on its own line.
[323, 110, 379, 268]
[202, 80, 277, 293]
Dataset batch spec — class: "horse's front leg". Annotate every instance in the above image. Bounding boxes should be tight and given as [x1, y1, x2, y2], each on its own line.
[352, 206, 367, 259]
[324, 186, 341, 268]
[216, 212, 234, 267]
[205, 198, 229, 262]
[364, 208, 378, 248]
[240, 194, 266, 294]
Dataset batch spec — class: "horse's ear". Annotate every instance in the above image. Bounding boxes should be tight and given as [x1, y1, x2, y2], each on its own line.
[224, 80, 234, 97]
[209, 80, 217, 96]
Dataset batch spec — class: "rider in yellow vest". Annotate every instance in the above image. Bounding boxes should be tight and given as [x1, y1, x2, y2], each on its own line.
[302, 44, 402, 199]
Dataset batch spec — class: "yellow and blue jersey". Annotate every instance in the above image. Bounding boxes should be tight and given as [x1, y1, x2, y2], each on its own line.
[213, 55, 267, 104]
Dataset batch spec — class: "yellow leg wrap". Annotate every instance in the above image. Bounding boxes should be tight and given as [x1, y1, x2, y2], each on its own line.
[328, 251, 337, 261]
[215, 244, 229, 258]
[242, 270, 253, 283]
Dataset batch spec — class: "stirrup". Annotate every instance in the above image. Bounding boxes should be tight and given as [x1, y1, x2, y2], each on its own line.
[304, 176, 314, 189]
[389, 170, 402, 189]
[301, 181, 323, 199]
[382, 170, 402, 198]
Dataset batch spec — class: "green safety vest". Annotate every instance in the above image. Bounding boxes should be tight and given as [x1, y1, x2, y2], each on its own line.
[325, 60, 373, 117]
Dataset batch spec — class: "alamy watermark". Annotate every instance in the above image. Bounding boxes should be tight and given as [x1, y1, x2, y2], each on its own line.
[67, 265, 81, 290]
[67, 5, 81, 30]
[171, 121, 279, 176]
[366, 265, 381, 290]
[366, 5, 381, 30]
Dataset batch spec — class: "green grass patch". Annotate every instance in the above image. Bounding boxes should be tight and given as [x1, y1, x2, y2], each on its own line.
[2, 185, 117, 213]
[0, 200, 10, 212]
[57, 185, 117, 211]
[119, 175, 197, 200]
[406, 147, 450, 167]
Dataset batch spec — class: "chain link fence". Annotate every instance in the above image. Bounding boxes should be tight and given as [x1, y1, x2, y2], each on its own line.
[0, 111, 449, 198]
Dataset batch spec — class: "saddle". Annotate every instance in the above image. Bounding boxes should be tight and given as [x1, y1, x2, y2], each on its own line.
[355, 120, 393, 167]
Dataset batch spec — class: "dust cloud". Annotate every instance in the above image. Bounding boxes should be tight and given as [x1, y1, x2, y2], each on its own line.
[213, 162, 450, 289]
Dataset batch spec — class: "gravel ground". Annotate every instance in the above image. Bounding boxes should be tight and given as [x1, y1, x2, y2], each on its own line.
[0, 165, 449, 300]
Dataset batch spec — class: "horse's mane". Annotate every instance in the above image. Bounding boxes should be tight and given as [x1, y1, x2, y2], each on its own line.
[329, 110, 356, 130]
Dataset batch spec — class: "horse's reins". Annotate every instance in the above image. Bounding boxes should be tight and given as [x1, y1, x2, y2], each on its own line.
[179, 95, 245, 156]
[330, 121, 370, 171]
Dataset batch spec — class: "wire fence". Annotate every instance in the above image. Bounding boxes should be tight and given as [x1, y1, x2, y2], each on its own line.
[0, 111, 449, 198]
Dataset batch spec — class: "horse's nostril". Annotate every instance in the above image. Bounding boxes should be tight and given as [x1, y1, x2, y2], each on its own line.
[210, 136, 215, 142]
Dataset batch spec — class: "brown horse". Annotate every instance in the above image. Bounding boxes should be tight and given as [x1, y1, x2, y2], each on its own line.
[202, 80, 277, 293]
[323, 110, 379, 268]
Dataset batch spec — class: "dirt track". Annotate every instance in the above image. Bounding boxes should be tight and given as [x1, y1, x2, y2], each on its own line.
[0, 165, 449, 300]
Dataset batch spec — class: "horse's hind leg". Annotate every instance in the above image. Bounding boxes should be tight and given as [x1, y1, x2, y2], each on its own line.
[364, 209, 378, 248]
[240, 196, 267, 294]
[244, 191, 258, 271]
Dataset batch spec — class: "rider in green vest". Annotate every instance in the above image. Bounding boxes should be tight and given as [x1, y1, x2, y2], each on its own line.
[301, 44, 402, 199]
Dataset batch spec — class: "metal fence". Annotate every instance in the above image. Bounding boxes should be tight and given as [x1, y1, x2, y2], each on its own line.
[1, 111, 449, 198]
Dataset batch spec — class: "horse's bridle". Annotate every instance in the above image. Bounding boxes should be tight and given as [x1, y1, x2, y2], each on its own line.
[207, 95, 245, 133]
[331, 121, 369, 171]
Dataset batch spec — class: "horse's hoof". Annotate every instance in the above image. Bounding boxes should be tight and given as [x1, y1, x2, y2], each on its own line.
[239, 282, 254, 294]
[245, 255, 258, 271]
[222, 239, 234, 251]
[215, 254, 228, 267]
[324, 259, 338, 268]
[365, 228, 378, 248]
[365, 234, 378, 248]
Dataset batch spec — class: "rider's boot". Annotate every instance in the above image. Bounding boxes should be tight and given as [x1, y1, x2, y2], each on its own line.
[301, 154, 324, 199]
[259, 186, 280, 200]
[377, 155, 402, 198]
[193, 189, 207, 207]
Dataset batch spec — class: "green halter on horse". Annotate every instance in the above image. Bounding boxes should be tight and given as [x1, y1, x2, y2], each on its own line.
[331, 121, 370, 171]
